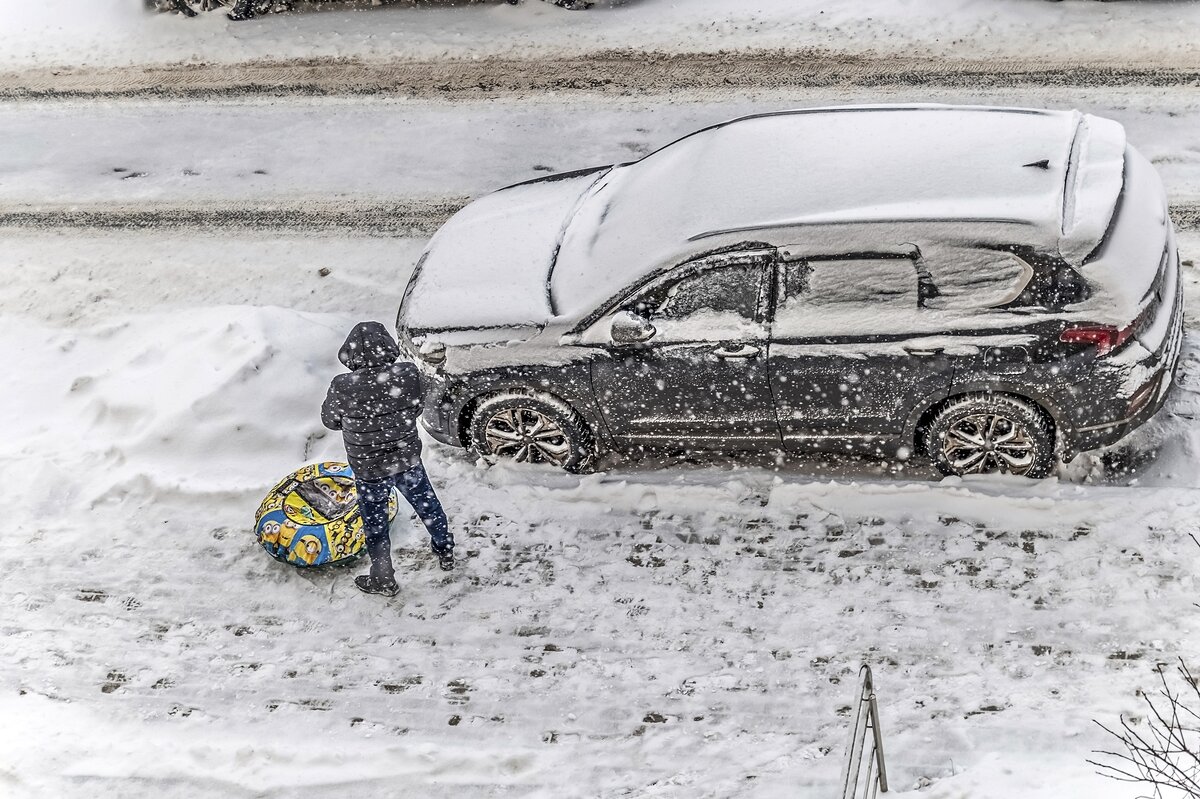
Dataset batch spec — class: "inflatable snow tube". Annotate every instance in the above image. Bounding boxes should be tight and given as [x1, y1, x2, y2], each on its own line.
[254, 461, 398, 567]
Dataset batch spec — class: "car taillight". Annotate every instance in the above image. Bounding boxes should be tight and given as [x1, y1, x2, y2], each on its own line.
[1059, 320, 1137, 356]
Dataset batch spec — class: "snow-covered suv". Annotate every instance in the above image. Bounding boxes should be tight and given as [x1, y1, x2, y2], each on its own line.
[397, 105, 1183, 478]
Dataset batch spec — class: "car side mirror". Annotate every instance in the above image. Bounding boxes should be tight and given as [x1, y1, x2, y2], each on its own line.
[610, 311, 656, 345]
[417, 340, 446, 366]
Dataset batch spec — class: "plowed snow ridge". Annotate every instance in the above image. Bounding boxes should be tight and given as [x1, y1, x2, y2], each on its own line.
[5, 52, 1200, 100]
[3, 198, 1199, 234]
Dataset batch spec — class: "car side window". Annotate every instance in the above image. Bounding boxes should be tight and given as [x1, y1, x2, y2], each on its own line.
[611, 259, 768, 345]
[632, 263, 762, 321]
[775, 257, 920, 336]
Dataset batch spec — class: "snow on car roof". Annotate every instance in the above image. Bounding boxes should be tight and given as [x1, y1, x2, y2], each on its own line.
[551, 105, 1125, 319]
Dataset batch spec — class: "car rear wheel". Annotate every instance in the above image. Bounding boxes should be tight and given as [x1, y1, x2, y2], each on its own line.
[469, 392, 593, 472]
[924, 394, 1056, 478]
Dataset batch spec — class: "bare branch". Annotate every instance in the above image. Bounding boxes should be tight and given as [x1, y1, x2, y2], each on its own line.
[1093, 659, 1200, 798]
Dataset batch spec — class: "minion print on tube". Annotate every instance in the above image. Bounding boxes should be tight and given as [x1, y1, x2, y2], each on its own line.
[254, 462, 398, 567]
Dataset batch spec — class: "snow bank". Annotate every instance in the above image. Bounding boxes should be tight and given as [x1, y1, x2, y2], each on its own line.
[0, 307, 349, 510]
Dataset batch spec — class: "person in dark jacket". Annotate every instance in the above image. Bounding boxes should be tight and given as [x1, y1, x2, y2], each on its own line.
[322, 322, 454, 597]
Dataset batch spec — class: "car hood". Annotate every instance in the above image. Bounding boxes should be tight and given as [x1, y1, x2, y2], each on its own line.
[399, 167, 610, 336]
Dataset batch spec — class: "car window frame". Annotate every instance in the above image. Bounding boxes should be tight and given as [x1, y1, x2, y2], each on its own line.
[626, 256, 772, 324]
[573, 247, 777, 337]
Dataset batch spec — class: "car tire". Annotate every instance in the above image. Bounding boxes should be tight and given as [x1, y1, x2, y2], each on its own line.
[923, 394, 1056, 479]
[469, 392, 594, 472]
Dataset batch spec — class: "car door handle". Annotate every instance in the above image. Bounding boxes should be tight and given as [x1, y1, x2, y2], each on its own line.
[713, 344, 760, 359]
[904, 346, 944, 357]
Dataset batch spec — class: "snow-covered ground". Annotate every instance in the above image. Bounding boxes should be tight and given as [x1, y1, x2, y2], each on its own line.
[4, 220, 1200, 797]
[2, 0, 1200, 70]
[6, 1, 1200, 797]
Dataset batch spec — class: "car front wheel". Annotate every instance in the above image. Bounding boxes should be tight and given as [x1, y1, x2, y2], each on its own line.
[469, 392, 593, 472]
[924, 394, 1056, 479]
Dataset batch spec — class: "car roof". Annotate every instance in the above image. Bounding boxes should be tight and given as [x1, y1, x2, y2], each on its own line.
[550, 104, 1126, 319]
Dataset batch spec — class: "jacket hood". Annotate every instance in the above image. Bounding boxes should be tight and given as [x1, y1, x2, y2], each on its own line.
[339, 322, 400, 370]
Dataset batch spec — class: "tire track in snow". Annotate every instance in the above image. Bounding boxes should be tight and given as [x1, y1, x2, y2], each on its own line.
[4, 197, 1200, 235]
[0, 199, 471, 236]
[4, 51, 1200, 100]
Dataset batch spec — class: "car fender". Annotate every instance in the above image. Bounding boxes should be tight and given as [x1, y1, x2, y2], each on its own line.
[441, 366, 613, 450]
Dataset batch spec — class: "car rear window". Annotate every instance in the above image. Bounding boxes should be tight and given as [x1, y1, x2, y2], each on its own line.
[921, 248, 1034, 310]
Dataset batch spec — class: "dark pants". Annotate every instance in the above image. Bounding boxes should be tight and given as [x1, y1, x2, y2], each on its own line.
[229, 0, 257, 15]
[356, 462, 452, 580]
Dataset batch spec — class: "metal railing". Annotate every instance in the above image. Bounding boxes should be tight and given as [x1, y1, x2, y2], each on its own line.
[838, 664, 889, 798]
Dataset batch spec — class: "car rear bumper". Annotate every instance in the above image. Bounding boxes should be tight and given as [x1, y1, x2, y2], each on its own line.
[1067, 370, 1171, 456]
[1064, 288, 1184, 457]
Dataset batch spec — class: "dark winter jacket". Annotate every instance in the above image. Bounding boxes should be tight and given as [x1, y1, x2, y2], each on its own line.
[322, 322, 424, 481]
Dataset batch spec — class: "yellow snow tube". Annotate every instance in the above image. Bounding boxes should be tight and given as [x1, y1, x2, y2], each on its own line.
[254, 461, 397, 567]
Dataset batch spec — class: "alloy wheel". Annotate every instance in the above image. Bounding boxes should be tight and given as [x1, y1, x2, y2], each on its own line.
[482, 407, 571, 466]
[940, 412, 1036, 475]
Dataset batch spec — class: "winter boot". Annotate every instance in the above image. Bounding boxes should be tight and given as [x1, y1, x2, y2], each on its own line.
[355, 574, 399, 597]
[226, 0, 256, 20]
[156, 0, 198, 17]
[437, 550, 455, 572]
